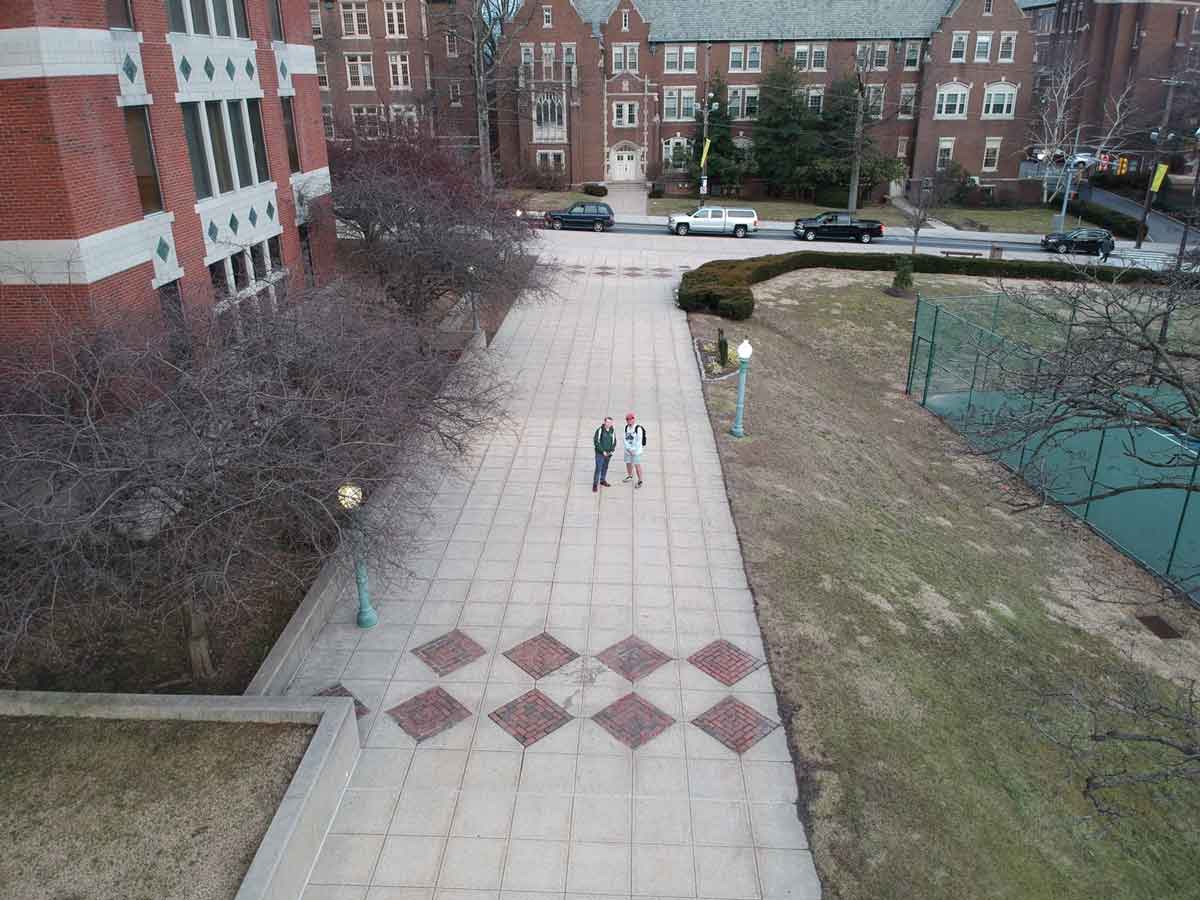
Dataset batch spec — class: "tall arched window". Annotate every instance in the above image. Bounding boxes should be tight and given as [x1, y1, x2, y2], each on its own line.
[533, 92, 566, 142]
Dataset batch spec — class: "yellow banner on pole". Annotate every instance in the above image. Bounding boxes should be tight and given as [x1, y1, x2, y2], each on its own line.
[700, 138, 711, 168]
[1151, 162, 1169, 193]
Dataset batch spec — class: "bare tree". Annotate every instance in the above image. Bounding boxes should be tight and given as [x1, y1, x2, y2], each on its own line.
[0, 278, 505, 688]
[900, 165, 974, 253]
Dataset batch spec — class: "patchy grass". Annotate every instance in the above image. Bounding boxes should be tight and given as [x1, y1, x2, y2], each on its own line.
[510, 190, 592, 211]
[0, 717, 313, 900]
[649, 197, 910, 226]
[932, 205, 1104, 234]
[694, 268, 1200, 900]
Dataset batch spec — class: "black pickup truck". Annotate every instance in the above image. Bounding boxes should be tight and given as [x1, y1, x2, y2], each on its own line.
[794, 211, 885, 244]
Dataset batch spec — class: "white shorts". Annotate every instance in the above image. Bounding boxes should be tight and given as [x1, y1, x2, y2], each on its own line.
[624, 449, 643, 465]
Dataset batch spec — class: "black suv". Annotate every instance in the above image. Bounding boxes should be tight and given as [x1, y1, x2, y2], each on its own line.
[1040, 227, 1113, 255]
[545, 202, 615, 232]
[794, 211, 885, 243]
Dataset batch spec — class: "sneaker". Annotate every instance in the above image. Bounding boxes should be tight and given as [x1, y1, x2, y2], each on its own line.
[636, 481, 643, 488]
[601, 481, 611, 487]
[623, 475, 634, 482]
[593, 485, 598, 493]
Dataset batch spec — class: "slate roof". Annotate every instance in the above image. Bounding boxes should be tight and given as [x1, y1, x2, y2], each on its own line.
[571, 0, 962, 42]
[1016, 0, 1055, 9]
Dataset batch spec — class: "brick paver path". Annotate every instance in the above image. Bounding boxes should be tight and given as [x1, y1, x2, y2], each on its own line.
[294, 232, 821, 900]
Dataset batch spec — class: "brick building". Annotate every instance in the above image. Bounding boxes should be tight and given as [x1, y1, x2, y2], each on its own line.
[310, 0, 480, 154]
[494, 0, 1040, 199]
[0, 0, 335, 346]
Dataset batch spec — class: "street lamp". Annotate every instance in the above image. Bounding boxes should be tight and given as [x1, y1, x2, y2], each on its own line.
[730, 339, 753, 438]
[466, 264, 480, 334]
[338, 482, 378, 629]
[1177, 127, 1200, 268]
[1138, 128, 1178, 249]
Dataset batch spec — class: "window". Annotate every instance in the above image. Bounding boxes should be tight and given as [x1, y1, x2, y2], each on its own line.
[538, 43, 552, 79]
[267, 0, 284, 40]
[227, 99, 254, 188]
[621, 10, 629, 30]
[322, 104, 335, 139]
[158, 281, 190, 356]
[806, 86, 824, 114]
[346, 53, 374, 88]
[998, 32, 1016, 62]
[747, 45, 761, 71]
[123, 106, 163, 215]
[982, 82, 1016, 118]
[904, 41, 921, 70]
[681, 46, 696, 71]
[897, 136, 909, 158]
[521, 43, 534, 80]
[181, 103, 212, 199]
[390, 104, 418, 131]
[663, 87, 696, 120]
[934, 83, 969, 118]
[280, 96, 301, 173]
[309, 0, 322, 37]
[983, 0, 993, 13]
[855, 43, 869, 69]
[449, 81, 462, 105]
[446, 30, 458, 57]
[681, 89, 695, 119]
[873, 44, 889, 70]
[246, 99, 270, 183]
[533, 92, 566, 141]
[166, 0, 210, 34]
[664, 89, 678, 120]
[351, 104, 382, 138]
[951, 32, 968, 62]
[543, 5, 552, 27]
[385, 1, 406, 37]
[232, 0, 249, 37]
[107, 0, 133, 28]
[794, 44, 809, 69]
[663, 136, 692, 171]
[982, 137, 1002, 172]
[317, 52, 329, 88]
[613, 101, 638, 126]
[936, 138, 955, 170]
[899, 83, 916, 118]
[728, 86, 759, 120]
[205, 100, 234, 193]
[341, 2, 368, 37]
[613, 44, 638, 72]
[729, 46, 744, 71]
[665, 46, 679, 71]
[389, 52, 411, 88]
[866, 84, 884, 119]
[811, 45, 827, 70]
[974, 32, 992, 62]
[563, 44, 576, 82]
[1194, 10, 1200, 34]
[537, 150, 565, 171]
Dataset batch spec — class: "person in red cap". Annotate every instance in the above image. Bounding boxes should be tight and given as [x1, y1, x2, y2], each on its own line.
[622, 412, 647, 488]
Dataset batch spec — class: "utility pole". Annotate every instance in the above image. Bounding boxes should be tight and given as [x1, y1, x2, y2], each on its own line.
[847, 68, 866, 217]
[1137, 78, 1179, 249]
[1176, 130, 1200, 269]
[701, 79, 711, 198]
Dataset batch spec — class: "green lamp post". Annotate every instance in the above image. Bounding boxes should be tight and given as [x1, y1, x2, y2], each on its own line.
[338, 482, 378, 629]
[731, 339, 753, 438]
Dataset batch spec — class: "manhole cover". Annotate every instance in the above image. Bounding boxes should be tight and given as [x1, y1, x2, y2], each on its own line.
[1135, 614, 1182, 639]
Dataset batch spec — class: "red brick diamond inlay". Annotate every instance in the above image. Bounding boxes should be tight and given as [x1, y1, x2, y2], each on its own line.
[411, 629, 487, 676]
[504, 632, 580, 679]
[596, 635, 671, 682]
[317, 683, 371, 719]
[489, 689, 573, 746]
[593, 692, 675, 749]
[691, 696, 777, 754]
[387, 687, 472, 741]
[687, 639, 764, 686]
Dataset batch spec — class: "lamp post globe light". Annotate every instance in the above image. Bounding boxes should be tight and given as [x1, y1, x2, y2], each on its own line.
[731, 339, 753, 438]
[338, 481, 378, 629]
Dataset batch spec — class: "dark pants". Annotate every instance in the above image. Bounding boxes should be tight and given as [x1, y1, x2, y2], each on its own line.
[593, 452, 611, 488]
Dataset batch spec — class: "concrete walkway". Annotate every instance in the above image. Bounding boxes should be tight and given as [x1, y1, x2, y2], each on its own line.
[605, 183, 650, 217]
[1088, 186, 1185, 246]
[294, 233, 819, 900]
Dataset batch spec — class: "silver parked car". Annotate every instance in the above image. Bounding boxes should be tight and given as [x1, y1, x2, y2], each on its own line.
[667, 206, 758, 238]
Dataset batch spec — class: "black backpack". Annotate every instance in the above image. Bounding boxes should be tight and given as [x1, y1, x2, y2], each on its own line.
[627, 424, 647, 447]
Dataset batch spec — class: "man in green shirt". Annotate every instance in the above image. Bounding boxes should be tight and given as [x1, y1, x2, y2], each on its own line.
[593, 416, 616, 492]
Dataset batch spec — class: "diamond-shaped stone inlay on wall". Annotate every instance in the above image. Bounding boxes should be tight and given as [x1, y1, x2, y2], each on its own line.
[596, 635, 671, 682]
[208, 221, 219, 242]
[317, 682, 371, 719]
[593, 693, 674, 749]
[248, 206, 259, 227]
[688, 639, 764, 686]
[387, 687, 471, 741]
[203, 56, 215, 80]
[411, 629, 486, 676]
[225, 57, 236, 79]
[179, 56, 192, 80]
[122, 54, 138, 83]
[228, 212, 239, 234]
[503, 632, 579, 679]
[266, 201, 275, 220]
[692, 696, 777, 754]
[155, 237, 171, 262]
[279, 60, 289, 78]
[489, 689, 572, 746]
[245, 59, 256, 78]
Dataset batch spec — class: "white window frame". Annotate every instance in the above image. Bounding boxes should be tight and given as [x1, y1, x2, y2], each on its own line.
[897, 135, 909, 158]
[974, 32, 993, 63]
[310, 0, 322, 38]
[855, 43, 870, 70]
[563, 43, 576, 84]
[341, 1, 369, 38]
[449, 81, 462, 106]
[350, 104, 383, 138]
[873, 44, 889, 71]
[662, 135, 692, 171]
[664, 46, 679, 72]
[866, 84, 885, 120]
[729, 86, 760, 120]
[388, 51, 411, 89]
[345, 52, 374, 89]
[316, 51, 329, 89]
[537, 149, 565, 171]
[794, 43, 809, 69]
[612, 43, 638, 72]
[541, 43, 555, 80]
[391, 103, 418, 129]
[663, 88, 679, 120]
[934, 82, 969, 119]
[322, 103, 335, 139]
[806, 86, 824, 114]
[998, 31, 1016, 62]
[937, 137, 955, 170]
[729, 45, 745, 71]
[533, 90, 566, 142]
[681, 45, 697, 72]
[811, 44, 827, 71]
[746, 44, 762, 71]
[680, 88, 696, 119]
[984, 0, 994, 14]
[982, 137, 1002, 172]
[898, 83, 916, 118]
[613, 100, 638, 127]
[384, 1, 407, 38]
[981, 82, 1017, 119]
[542, 5, 552, 27]
[621, 9, 629, 31]
[446, 30, 459, 57]
[904, 40, 921, 70]
[950, 31, 968, 62]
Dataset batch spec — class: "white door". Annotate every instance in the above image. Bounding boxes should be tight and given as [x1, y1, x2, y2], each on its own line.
[611, 151, 637, 181]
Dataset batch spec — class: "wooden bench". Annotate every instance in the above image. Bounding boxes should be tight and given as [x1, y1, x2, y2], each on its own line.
[941, 250, 983, 259]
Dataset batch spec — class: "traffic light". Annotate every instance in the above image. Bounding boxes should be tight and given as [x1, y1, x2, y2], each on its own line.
[1117, 156, 1129, 176]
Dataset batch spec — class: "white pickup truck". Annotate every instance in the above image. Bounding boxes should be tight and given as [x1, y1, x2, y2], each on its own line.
[667, 206, 759, 238]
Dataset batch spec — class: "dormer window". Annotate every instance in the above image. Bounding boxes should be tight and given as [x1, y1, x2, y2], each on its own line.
[542, 5, 552, 28]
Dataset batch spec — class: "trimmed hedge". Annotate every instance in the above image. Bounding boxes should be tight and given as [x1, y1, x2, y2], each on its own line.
[583, 182, 608, 197]
[1062, 199, 1146, 241]
[677, 250, 1158, 320]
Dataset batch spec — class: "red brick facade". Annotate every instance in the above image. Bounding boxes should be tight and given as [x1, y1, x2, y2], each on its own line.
[0, 0, 335, 345]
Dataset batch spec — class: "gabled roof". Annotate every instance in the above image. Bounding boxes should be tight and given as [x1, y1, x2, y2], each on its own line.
[571, 0, 961, 42]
